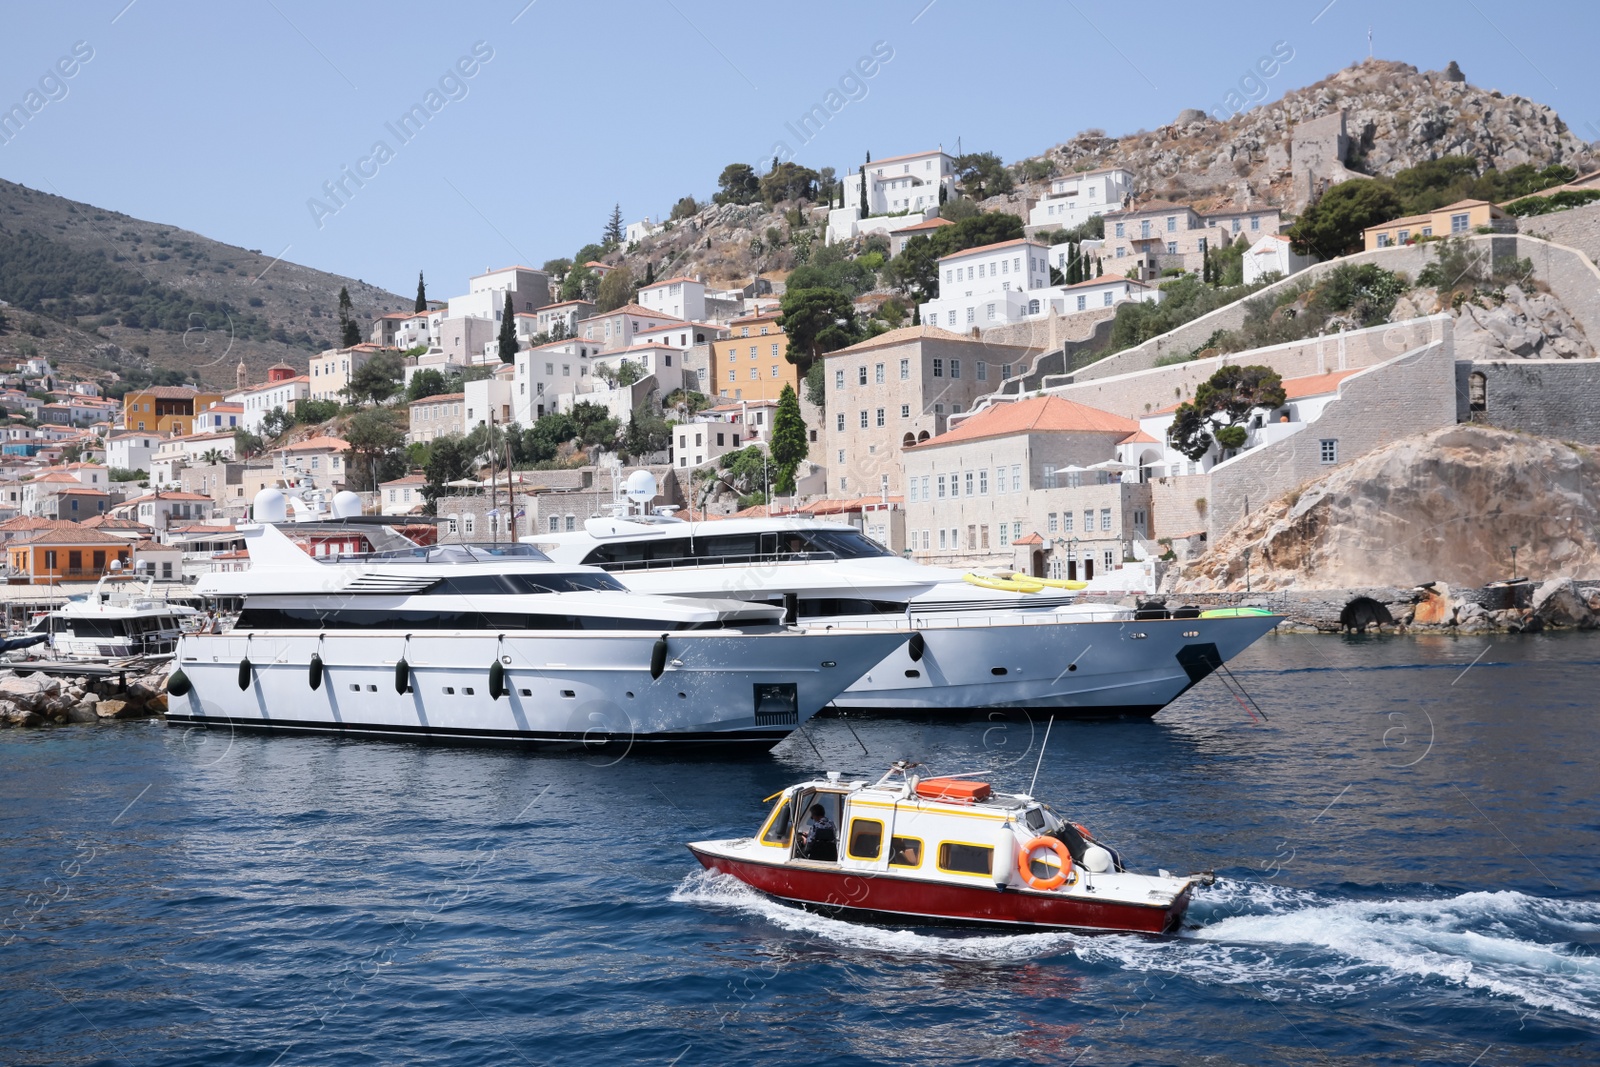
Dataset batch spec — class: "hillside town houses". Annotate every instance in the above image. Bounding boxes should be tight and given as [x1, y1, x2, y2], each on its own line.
[7, 131, 1581, 598]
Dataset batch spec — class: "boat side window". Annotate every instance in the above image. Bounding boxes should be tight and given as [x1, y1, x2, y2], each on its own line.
[760, 796, 794, 846]
[937, 841, 994, 876]
[846, 818, 884, 861]
[888, 836, 922, 868]
[1024, 807, 1047, 832]
[434, 572, 626, 596]
[798, 529, 893, 560]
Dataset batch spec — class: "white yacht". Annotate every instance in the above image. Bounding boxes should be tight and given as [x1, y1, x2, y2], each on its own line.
[26, 570, 198, 661]
[166, 489, 907, 750]
[532, 478, 1279, 717]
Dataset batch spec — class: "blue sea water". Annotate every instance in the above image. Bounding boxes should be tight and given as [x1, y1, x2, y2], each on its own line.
[2, 632, 1597, 1066]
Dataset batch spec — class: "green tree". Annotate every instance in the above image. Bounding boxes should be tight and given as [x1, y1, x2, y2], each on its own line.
[714, 163, 760, 205]
[1287, 179, 1403, 258]
[603, 203, 624, 247]
[543, 257, 573, 276]
[720, 446, 774, 500]
[786, 253, 876, 299]
[422, 435, 476, 513]
[769, 384, 808, 495]
[759, 163, 821, 205]
[260, 407, 291, 439]
[296, 398, 341, 425]
[622, 404, 670, 461]
[233, 429, 264, 458]
[567, 401, 621, 450]
[777, 287, 860, 377]
[804, 362, 827, 411]
[670, 195, 700, 220]
[595, 264, 636, 312]
[952, 152, 1014, 199]
[344, 350, 405, 405]
[342, 407, 407, 491]
[1166, 365, 1287, 461]
[560, 263, 599, 302]
[414, 270, 427, 312]
[497, 301, 518, 364]
[337, 286, 361, 347]
[858, 152, 869, 217]
[886, 234, 942, 299]
[406, 368, 450, 401]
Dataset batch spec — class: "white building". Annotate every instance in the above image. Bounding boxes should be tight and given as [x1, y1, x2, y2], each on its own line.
[637, 276, 707, 321]
[624, 217, 662, 245]
[379, 472, 428, 516]
[465, 372, 514, 432]
[1242, 233, 1317, 284]
[842, 149, 956, 217]
[918, 238, 1052, 331]
[531, 299, 595, 338]
[106, 431, 158, 474]
[578, 303, 683, 352]
[1027, 167, 1134, 230]
[230, 375, 312, 433]
[512, 337, 605, 425]
[1047, 276, 1162, 316]
[407, 393, 464, 445]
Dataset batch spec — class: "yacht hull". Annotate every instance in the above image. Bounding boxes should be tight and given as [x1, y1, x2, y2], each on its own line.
[825, 613, 1280, 715]
[165, 629, 903, 750]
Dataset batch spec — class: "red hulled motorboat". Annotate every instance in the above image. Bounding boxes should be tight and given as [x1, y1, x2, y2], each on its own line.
[688, 762, 1207, 935]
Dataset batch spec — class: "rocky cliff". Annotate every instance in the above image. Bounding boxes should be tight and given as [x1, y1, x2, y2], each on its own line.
[1022, 59, 1598, 212]
[1169, 425, 1600, 592]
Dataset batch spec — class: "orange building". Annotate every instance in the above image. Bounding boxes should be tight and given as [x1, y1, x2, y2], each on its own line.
[7, 525, 132, 583]
[121, 386, 225, 436]
[709, 312, 799, 403]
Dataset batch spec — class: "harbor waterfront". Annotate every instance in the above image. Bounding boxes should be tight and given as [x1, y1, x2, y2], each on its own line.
[3, 632, 1596, 1065]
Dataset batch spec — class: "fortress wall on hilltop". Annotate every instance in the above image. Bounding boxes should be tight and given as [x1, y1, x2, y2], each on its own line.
[1460, 360, 1600, 443]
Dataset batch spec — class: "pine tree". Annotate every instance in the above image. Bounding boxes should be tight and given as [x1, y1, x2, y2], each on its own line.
[497, 301, 518, 364]
[337, 286, 360, 348]
[415, 271, 427, 312]
[603, 203, 624, 247]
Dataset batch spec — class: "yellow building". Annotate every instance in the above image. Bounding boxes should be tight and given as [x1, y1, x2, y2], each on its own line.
[1362, 199, 1512, 251]
[120, 386, 225, 435]
[710, 312, 798, 403]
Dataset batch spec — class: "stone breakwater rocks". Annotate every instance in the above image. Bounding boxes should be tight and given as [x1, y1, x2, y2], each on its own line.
[0, 666, 170, 728]
[1129, 577, 1600, 634]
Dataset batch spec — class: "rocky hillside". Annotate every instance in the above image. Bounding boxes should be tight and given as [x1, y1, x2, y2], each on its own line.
[0, 178, 409, 390]
[1170, 426, 1600, 592]
[1016, 59, 1597, 212]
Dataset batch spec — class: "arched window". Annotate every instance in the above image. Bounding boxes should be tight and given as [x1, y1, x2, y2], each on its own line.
[1027, 299, 1040, 315]
[902, 433, 916, 448]
[917, 430, 930, 443]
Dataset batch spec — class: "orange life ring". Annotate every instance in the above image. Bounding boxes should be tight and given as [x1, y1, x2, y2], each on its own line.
[1074, 822, 1094, 840]
[1017, 835, 1074, 891]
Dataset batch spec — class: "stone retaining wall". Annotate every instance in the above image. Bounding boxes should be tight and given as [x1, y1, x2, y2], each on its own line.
[1457, 359, 1600, 443]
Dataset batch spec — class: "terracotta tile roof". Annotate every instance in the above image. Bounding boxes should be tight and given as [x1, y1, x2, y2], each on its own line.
[536, 299, 596, 310]
[589, 303, 679, 320]
[380, 473, 429, 487]
[1064, 276, 1153, 290]
[890, 216, 956, 233]
[937, 237, 1041, 263]
[639, 276, 701, 289]
[56, 486, 110, 496]
[274, 436, 351, 453]
[80, 515, 149, 530]
[832, 324, 1034, 355]
[913, 395, 1136, 449]
[860, 148, 950, 168]
[1012, 531, 1045, 545]
[10, 526, 132, 547]
[800, 495, 903, 515]
[124, 386, 212, 400]
[0, 516, 70, 531]
[122, 491, 214, 503]
[1119, 430, 1160, 444]
[1282, 369, 1362, 400]
[409, 393, 465, 405]
[472, 265, 546, 277]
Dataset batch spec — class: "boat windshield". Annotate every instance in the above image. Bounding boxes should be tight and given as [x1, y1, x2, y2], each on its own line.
[428, 572, 626, 595]
[339, 543, 552, 565]
[582, 526, 893, 570]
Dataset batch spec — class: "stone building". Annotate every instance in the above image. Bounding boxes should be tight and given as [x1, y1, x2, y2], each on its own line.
[820, 326, 1036, 497]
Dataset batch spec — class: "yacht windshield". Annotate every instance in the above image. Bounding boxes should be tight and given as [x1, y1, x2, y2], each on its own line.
[582, 526, 893, 569]
[430, 572, 626, 595]
[339, 543, 553, 565]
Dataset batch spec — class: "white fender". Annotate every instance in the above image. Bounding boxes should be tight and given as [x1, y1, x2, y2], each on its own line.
[1082, 843, 1113, 874]
[993, 830, 1017, 888]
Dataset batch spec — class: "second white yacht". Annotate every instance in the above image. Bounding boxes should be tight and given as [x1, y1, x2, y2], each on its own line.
[533, 479, 1278, 717]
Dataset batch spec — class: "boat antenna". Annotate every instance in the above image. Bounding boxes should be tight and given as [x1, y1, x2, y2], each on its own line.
[1027, 715, 1055, 797]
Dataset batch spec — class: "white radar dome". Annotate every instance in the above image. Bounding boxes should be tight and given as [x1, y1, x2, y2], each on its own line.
[624, 470, 658, 503]
[333, 491, 364, 518]
[253, 487, 287, 524]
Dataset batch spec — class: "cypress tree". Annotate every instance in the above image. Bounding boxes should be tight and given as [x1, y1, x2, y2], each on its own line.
[497, 300, 518, 364]
[337, 286, 360, 347]
[415, 271, 427, 312]
[859, 152, 870, 219]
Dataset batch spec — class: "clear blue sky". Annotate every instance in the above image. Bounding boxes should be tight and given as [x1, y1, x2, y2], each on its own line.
[4, 0, 1595, 298]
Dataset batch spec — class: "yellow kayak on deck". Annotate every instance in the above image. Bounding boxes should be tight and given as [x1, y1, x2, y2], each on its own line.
[1029, 576, 1088, 590]
[963, 573, 1046, 593]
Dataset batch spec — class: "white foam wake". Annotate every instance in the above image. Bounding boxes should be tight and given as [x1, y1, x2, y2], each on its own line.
[673, 870, 1600, 1023]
